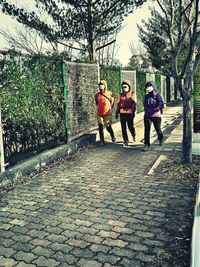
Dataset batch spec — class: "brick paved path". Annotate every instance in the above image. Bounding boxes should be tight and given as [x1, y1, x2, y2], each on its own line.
[0, 104, 195, 267]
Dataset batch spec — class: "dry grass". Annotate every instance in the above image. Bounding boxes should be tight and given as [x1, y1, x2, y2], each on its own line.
[155, 155, 200, 190]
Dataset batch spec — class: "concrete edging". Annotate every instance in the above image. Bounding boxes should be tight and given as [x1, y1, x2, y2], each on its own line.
[191, 171, 200, 267]
[0, 133, 96, 189]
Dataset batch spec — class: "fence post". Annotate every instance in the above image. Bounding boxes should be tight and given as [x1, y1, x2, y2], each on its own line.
[61, 56, 68, 142]
[0, 103, 5, 173]
[119, 65, 122, 93]
[166, 76, 171, 103]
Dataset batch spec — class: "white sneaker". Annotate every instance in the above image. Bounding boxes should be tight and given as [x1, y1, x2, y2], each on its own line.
[123, 141, 129, 147]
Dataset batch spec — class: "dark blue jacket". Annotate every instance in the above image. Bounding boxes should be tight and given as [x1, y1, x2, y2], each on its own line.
[144, 81, 164, 118]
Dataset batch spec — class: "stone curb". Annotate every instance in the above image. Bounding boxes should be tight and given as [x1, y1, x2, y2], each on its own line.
[0, 133, 96, 189]
[191, 171, 200, 267]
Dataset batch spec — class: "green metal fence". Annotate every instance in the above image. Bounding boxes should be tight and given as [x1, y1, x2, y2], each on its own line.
[136, 71, 146, 113]
[155, 73, 162, 93]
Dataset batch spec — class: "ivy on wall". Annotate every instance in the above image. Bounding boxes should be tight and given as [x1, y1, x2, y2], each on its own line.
[155, 73, 162, 93]
[0, 53, 65, 166]
[136, 71, 146, 112]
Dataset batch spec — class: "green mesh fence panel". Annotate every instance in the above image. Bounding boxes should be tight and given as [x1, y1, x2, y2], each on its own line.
[155, 74, 162, 93]
[136, 71, 146, 113]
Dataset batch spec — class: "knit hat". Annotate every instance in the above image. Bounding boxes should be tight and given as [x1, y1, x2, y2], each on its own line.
[121, 80, 131, 89]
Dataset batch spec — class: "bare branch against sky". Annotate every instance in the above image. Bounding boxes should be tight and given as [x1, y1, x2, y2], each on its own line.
[0, 0, 155, 65]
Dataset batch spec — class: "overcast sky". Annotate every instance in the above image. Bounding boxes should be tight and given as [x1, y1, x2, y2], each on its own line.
[0, 1, 154, 66]
[115, 1, 153, 65]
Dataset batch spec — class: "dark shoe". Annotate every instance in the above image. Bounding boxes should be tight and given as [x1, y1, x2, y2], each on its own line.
[106, 125, 115, 142]
[142, 145, 150, 151]
[98, 141, 105, 147]
[123, 141, 129, 147]
[133, 135, 137, 142]
[98, 124, 104, 143]
[112, 136, 116, 143]
[159, 139, 164, 146]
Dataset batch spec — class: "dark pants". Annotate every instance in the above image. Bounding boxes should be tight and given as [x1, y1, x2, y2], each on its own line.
[120, 113, 136, 142]
[144, 117, 163, 146]
[98, 123, 115, 142]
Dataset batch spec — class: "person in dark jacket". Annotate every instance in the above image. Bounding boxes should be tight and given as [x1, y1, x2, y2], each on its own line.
[142, 80, 164, 151]
[115, 80, 137, 146]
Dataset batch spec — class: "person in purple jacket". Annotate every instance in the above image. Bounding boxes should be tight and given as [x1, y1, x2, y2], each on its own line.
[142, 81, 164, 151]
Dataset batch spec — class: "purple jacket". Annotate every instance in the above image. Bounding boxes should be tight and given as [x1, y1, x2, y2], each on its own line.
[144, 81, 164, 118]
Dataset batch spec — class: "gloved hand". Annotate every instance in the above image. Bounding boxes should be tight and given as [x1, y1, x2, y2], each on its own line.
[131, 112, 135, 118]
[115, 112, 119, 119]
[154, 107, 160, 112]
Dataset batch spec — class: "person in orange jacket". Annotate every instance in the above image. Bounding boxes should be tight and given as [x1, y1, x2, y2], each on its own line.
[115, 80, 137, 146]
[95, 80, 116, 146]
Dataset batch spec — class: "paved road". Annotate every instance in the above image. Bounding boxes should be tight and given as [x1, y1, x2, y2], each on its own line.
[0, 104, 195, 266]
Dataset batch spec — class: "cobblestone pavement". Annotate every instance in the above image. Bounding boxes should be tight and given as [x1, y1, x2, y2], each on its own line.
[0, 103, 196, 267]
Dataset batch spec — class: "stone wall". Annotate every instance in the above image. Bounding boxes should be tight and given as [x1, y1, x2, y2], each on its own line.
[161, 75, 167, 103]
[65, 61, 99, 139]
[193, 68, 200, 155]
[146, 73, 155, 83]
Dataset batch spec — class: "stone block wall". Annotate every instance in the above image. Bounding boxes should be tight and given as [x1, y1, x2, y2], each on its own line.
[170, 77, 175, 100]
[65, 61, 99, 139]
[161, 75, 167, 103]
[193, 68, 200, 155]
[146, 73, 155, 82]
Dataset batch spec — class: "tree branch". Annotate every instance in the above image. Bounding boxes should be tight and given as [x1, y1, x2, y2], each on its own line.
[181, 0, 195, 16]
[56, 40, 86, 51]
[193, 52, 200, 75]
[96, 39, 116, 51]
[180, 0, 200, 77]
[156, 0, 175, 51]
[178, 0, 182, 47]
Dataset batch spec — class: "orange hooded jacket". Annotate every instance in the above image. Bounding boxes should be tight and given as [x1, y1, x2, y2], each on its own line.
[95, 80, 114, 116]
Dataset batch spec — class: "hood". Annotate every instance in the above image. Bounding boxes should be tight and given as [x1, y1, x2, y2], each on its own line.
[145, 80, 157, 91]
[122, 80, 131, 89]
[98, 80, 107, 90]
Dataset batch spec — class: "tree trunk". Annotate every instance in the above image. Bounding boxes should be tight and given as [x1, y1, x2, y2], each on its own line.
[182, 96, 192, 163]
[0, 103, 5, 173]
[87, 0, 96, 62]
[88, 32, 96, 62]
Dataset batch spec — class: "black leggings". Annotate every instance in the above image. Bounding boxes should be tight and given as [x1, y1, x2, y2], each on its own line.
[120, 113, 135, 142]
[144, 117, 163, 146]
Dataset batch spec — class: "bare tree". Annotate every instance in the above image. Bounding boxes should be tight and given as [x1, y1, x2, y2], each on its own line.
[128, 41, 149, 70]
[97, 33, 119, 66]
[156, 0, 200, 163]
[0, 26, 75, 58]
[0, 0, 147, 62]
